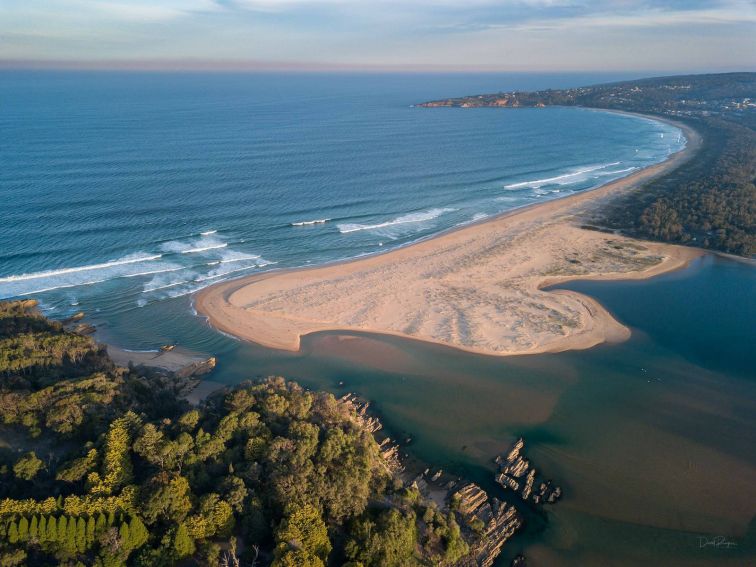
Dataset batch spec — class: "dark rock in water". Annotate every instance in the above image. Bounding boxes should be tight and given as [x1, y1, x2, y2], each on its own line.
[62, 311, 85, 324]
[495, 438, 562, 505]
[174, 356, 216, 379]
[454, 483, 523, 567]
[71, 322, 96, 335]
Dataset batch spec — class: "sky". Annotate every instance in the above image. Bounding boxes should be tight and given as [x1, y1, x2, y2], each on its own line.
[2, 0, 755, 71]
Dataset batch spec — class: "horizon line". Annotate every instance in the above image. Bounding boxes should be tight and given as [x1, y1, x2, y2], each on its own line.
[1, 59, 752, 75]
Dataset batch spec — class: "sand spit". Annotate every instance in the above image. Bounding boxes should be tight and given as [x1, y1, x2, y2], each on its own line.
[196, 120, 701, 358]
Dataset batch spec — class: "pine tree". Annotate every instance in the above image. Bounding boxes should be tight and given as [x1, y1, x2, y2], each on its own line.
[128, 516, 149, 550]
[86, 516, 96, 547]
[30, 516, 39, 540]
[173, 524, 195, 558]
[45, 516, 57, 543]
[95, 513, 106, 534]
[65, 516, 77, 555]
[119, 522, 130, 550]
[8, 520, 19, 544]
[57, 516, 68, 547]
[76, 517, 87, 553]
[18, 517, 29, 542]
[38, 516, 47, 543]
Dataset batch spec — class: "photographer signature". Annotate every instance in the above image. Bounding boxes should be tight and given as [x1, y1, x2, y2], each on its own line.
[698, 536, 738, 550]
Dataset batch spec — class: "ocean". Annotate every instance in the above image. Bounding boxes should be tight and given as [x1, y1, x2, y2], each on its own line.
[0, 71, 683, 339]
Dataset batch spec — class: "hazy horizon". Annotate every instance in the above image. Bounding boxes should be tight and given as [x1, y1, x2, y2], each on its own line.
[3, 1, 755, 73]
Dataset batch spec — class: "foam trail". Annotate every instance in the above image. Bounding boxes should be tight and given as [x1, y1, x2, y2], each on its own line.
[216, 250, 262, 264]
[338, 208, 455, 234]
[161, 234, 228, 255]
[18, 279, 109, 296]
[143, 279, 195, 293]
[594, 166, 637, 177]
[0, 254, 162, 283]
[181, 243, 228, 254]
[120, 266, 185, 278]
[292, 219, 330, 226]
[504, 162, 621, 189]
[200, 230, 217, 235]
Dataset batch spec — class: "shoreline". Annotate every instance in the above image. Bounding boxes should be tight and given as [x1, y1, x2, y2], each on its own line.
[196, 114, 703, 358]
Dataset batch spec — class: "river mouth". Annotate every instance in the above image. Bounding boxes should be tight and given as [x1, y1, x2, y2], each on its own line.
[193, 253, 755, 566]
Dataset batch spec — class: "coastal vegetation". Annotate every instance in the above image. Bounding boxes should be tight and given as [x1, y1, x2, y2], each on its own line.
[419, 72, 756, 256]
[0, 300, 522, 566]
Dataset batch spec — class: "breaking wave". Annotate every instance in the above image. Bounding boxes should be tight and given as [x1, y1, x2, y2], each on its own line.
[338, 208, 455, 234]
[504, 162, 622, 190]
[0, 232, 272, 301]
[0, 254, 162, 283]
[291, 219, 330, 226]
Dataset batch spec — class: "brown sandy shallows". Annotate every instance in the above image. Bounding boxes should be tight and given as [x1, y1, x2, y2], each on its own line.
[106, 345, 207, 372]
[196, 120, 702, 357]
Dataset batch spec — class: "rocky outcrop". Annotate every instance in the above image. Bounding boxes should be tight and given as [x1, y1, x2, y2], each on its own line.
[454, 483, 523, 567]
[339, 393, 404, 473]
[495, 438, 562, 505]
[174, 356, 216, 379]
[333, 400, 562, 566]
[60, 311, 96, 335]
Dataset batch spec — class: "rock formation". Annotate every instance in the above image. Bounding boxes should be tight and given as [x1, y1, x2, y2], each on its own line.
[495, 438, 562, 505]
[454, 483, 523, 567]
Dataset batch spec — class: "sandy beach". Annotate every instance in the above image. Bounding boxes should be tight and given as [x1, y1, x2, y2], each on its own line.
[196, 118, 702, 358]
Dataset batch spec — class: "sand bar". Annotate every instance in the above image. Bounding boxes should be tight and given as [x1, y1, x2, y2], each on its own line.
[196, 118, 702, 357]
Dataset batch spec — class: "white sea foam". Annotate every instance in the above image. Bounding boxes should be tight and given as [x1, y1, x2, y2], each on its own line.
[0, 253, 162, 283]
[141, 251, 274, 298]
[200, 230, 217, 235]
[504, 162, 621, 190]
[161, 234, 228, 255]
[181, 243, 228, 254]
[142, 279, 195, 293]
[594, 166, 638, 177]
[291, 219, 330, 226]
[120, 266, 185, 278]
[17, 279, 109, 296]
[338, 208, 455, 234]
[216, 250, 262, 264]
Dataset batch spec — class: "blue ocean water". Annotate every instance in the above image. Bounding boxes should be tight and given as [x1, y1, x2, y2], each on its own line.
[0, 72, 683, 332]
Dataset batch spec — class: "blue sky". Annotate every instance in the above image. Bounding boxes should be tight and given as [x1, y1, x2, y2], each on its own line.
[2, 0, 755, 71]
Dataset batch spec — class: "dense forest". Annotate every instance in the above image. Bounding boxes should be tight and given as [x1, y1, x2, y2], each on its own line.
[0, 300, 519, 567]
[419, 73, 756, 256]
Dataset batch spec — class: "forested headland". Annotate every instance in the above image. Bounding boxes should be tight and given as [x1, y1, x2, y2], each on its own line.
[419, 73, 756, 256]
[0, 300, 527, 567]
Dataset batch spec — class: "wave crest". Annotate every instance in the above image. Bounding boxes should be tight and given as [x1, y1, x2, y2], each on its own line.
[338, 208, 455, 234]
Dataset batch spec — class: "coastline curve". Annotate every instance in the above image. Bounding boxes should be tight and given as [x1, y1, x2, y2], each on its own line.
[195, 114, 702, 358]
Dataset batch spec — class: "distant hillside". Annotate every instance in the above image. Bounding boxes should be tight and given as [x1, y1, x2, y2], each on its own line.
[419, 73, 756, 256]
